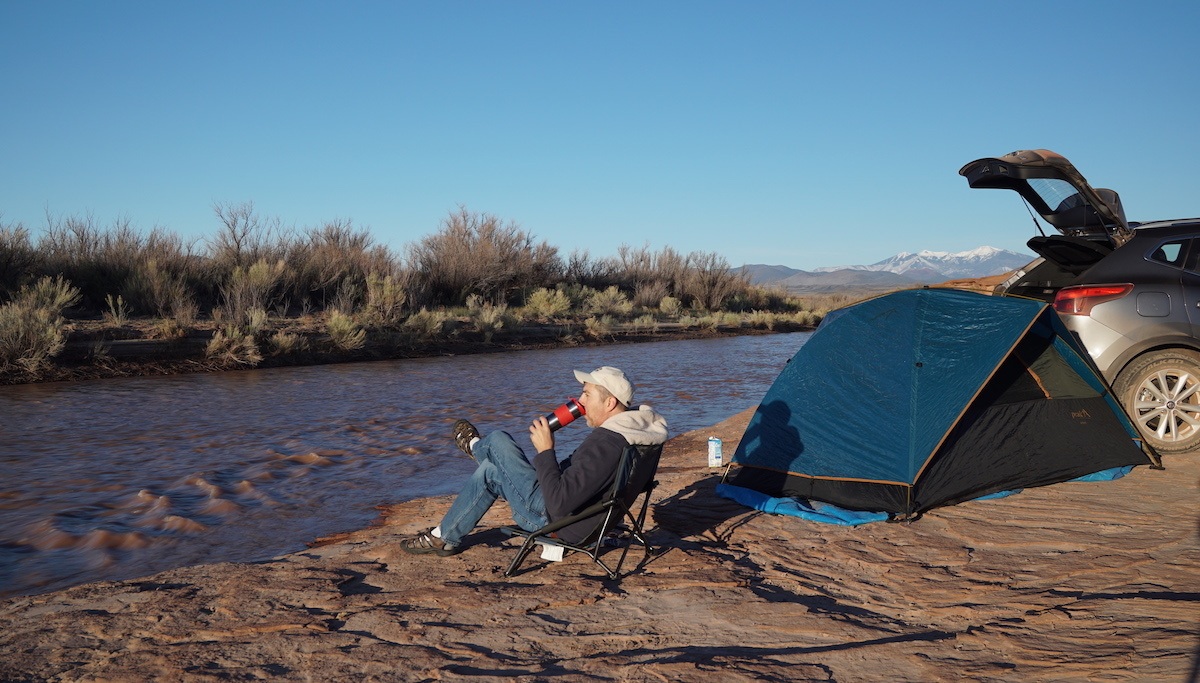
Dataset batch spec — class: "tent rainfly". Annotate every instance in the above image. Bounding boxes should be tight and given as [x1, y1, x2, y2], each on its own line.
[723, 288, 1159, 518]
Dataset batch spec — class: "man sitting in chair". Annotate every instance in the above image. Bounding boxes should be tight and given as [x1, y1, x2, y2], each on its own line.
[401, 366, 669, 556]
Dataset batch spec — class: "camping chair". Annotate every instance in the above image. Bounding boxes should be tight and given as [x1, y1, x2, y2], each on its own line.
[502, 443, 663, 580]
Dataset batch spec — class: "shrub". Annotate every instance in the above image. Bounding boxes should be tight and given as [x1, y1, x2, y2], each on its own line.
[746, 310, 775, 330]
[407, 206, 562, 306]
[471, 300, 508, 343]
[658, 295, 683, 318]
[0, 303, 66, 376]
[586, 286, 633, 317]
[103, 294, 131, 326]
[205, 326, 262, 366]
[362, 272, 407, 327]
[631, 313, 659, 333]
[217, 259, 286, 328]
[326, 310, 366, 351]
[0, 221, 37, 296]
[404, 308, 449, 340]
[267, 331, 308, 356]
[678, 250, 748, 311]
[207, 201, 287, 270]
[124, 258, 189, 318]
[0, 276, 81, 376]
[583, 315, 613, 339]
[154, 317, 186, 340]
[633, 280, 670, 309]
[523, 287, 571, 321]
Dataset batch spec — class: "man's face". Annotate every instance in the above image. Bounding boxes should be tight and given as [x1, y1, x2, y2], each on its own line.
[577, 382, 610, 427]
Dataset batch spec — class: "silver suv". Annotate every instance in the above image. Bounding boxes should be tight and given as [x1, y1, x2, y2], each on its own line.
[960, 149, 1200, 455]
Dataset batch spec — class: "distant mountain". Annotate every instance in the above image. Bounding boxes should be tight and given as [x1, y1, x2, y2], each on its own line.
[742, 246, 1032, 293]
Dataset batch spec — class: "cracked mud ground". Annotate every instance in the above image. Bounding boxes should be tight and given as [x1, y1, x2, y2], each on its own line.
[2, 409, 1197, 682]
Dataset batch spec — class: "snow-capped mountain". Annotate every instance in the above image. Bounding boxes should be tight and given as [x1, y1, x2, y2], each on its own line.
[813, 247, 1031, 280]
[740, 246, 1033, 293]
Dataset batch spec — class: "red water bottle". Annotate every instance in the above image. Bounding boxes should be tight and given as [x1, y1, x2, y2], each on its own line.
[546, 398, 585, 431]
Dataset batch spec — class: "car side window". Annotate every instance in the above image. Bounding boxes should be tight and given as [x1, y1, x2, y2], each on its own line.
[1151, 239, 1188, 269]
[1180, 238, 1200, 273]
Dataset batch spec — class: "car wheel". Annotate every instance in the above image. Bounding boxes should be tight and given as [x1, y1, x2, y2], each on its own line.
[1113, 349, 1200, 455]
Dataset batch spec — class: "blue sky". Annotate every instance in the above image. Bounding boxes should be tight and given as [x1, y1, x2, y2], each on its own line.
[3, 2, 1198, 271]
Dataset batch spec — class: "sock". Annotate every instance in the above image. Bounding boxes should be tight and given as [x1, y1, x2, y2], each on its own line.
[469, 437, 480, 450]
[431, 526, 442, 538]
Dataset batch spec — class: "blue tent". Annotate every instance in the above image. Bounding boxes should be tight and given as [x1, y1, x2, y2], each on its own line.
[723, 288, 1157, 517]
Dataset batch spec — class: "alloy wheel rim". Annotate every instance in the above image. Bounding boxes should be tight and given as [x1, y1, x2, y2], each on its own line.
[1133, 368, 1200, 443]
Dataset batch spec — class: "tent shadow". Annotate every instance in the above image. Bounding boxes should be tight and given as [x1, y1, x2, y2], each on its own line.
[652, 472, 761, 546]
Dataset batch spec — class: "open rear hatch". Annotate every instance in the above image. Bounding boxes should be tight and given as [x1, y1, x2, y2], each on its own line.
[959, 148, 1132, 275]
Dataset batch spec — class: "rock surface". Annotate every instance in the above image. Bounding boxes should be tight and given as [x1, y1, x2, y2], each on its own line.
[2, 409, 1197, 682]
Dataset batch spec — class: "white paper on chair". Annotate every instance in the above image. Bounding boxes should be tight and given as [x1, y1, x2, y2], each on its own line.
[539, 543, 565, 562]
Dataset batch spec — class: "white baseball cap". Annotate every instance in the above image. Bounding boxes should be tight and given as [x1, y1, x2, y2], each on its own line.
[573, 366, 634, 406]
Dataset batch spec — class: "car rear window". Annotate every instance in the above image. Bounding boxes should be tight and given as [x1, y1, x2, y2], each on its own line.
[1150, 240, 1188, 267]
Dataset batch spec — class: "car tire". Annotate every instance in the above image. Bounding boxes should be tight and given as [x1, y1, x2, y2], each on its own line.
[1113, 349, 1200, 455]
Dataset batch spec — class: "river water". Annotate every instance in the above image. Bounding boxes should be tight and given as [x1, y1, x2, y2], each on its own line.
[0, 332, 810, 598]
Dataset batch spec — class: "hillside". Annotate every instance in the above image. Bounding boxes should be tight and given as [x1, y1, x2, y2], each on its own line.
[743, 246, 1032, 293]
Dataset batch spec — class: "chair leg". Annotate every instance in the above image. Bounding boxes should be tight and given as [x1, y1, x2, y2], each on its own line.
[505, 536, 539, 577]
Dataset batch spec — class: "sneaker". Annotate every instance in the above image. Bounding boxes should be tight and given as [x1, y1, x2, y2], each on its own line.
[452, 419, 480, 460]
[400, 528, 460, 556]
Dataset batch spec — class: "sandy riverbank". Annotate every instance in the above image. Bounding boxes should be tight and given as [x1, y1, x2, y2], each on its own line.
[1, 408, 1197, 682]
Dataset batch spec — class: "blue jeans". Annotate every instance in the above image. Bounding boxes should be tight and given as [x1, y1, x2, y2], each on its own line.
[438, 431, 550, 547]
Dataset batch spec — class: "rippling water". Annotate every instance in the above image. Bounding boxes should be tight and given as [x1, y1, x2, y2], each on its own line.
[0, 332, 810, 597]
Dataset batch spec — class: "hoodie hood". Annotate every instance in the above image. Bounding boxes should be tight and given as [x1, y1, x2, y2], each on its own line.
[600, 405, 669, 446]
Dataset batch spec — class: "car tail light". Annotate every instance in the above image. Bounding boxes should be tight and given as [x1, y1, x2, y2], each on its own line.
[1053, 284, 1134, 315]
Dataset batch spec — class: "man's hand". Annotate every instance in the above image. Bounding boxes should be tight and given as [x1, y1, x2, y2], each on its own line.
[529, 415, 555, 454]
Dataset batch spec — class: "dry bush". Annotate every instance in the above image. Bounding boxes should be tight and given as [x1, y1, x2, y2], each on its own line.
[746, 310, 776, 330]
[0, 275, 81, 376]
[326, 310, 366, 351]
[678, 251, 748, 311]
[124, 258, 191, 318]
[609, 244, 688, 295]
[267, 331, 308, 356]
[633, 280, 670, 309]
[470, 300, 509, 342]
[361, 272, 407, 327]
[724, 284, 800, 313]
[286, 220, 399, 312]
[154, 317, 186, 340]
[217, 259, 286, 329]
[522, 287, 571, 321]
[207, 201, 288, 271]
[404, 308, 449, 340]
[631, 313, 658, 334]
[586, 285, 633, 317]
[583, 315, 614, 339]
[658, 295, 683, 318]
[37, 213, 141, 310]
[206, 326, 262, 366]
[103, 294, 131, 326]
[407, 206, 562, 306]
[0, 219, 37, 296]
[564, 249, 614, 289]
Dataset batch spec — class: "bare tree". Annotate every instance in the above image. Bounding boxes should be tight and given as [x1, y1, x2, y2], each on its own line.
[407, 207, 562, 306]
[208, 201, 287, 270]
[0, 217, 37, 297]
[680, 250, 749, 311]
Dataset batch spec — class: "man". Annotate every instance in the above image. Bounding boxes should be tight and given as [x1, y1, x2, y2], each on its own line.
[401, 366, 669, 556]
